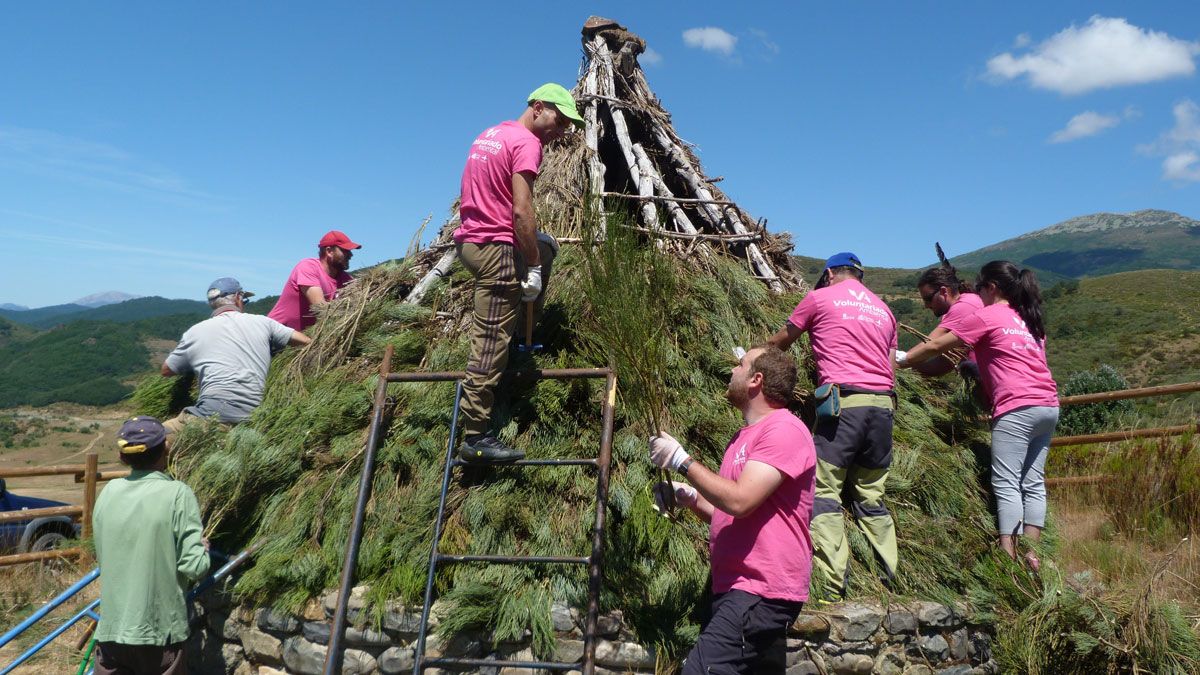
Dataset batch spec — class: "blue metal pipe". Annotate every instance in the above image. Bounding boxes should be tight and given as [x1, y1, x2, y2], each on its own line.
[188, 540, 264, 600]
[1, 542, 265, 673]
[1, 598, 100, 675]
[0, 568, 99, 649]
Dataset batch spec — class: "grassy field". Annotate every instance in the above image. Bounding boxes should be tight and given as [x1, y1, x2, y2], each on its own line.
[0, 557, 98, 674]
[0, 406, 128, 504]
[0, 406, 125, 674]
[1048, 433, 1200, 627]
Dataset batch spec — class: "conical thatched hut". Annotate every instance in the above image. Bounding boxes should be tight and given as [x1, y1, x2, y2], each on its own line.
[135, 17, 1199, 674]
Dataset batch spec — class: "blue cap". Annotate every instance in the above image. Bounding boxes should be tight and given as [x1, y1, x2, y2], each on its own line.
[117, 416, 167, 454]
[824, 252, 863, 271]
[206, 277, 255, 301]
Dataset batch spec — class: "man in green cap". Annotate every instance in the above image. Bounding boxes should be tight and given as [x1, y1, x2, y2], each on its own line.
[453, 82, 583, 463]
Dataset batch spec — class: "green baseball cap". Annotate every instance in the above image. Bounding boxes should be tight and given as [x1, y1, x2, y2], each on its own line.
[527, 83, 584, 129]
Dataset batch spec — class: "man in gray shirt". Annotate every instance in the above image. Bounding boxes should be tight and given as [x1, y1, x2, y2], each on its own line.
[162, 277, 311, 435]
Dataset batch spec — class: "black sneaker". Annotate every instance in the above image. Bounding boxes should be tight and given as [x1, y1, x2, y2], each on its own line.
[458, 434, 525, 464]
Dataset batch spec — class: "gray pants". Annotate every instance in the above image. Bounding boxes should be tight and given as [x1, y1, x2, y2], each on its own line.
[990, 405, 1059, 536]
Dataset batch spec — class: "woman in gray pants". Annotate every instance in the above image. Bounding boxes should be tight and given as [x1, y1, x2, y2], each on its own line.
[896, 261, 1059, 569]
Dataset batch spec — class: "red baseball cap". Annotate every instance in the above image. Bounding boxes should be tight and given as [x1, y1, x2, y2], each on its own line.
[318, 230, 362, 250]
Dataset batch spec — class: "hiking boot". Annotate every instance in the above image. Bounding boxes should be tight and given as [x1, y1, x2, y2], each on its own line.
[459, 434, 525, 464]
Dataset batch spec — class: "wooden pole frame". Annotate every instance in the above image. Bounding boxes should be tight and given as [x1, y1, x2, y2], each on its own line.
[0, 455, 127, 566]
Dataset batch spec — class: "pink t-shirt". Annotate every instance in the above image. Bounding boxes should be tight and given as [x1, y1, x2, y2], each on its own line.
[267, 258, 352, 331]
[710, 408, 816, 602]
[453, 121, 542, 246]
[937, 292, 985, 361]
[788, 279, 898, 390]
[949, 303, 1059, 418]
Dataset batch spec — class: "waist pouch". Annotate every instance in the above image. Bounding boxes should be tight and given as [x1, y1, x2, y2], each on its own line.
[813, 383, 841, 421]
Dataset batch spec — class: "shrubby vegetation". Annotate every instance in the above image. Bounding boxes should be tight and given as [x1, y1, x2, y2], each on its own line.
[0, 414, 48, 449]
[0, 321, 147, 407]
[1057, 365, 1136, 437]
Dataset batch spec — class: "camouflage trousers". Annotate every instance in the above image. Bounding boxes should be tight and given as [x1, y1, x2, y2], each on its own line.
[809, 395, 898, 597]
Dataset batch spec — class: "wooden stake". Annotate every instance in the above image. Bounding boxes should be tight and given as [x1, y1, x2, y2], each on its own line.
[630, 144, 703, 239]
[593, 37, 658, 230]
[405, 247, 458, 305]
[525, 302, 534, 350]
[582, 46, 608, 232]
[648, 124, 784, 292]
[82, 452, 98, 540]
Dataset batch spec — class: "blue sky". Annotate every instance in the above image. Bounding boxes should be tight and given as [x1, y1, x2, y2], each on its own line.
[2, 2, 1198, 307]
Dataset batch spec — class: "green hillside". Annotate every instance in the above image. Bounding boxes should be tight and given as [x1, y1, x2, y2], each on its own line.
[0, 296, 281, 408]
[1042, 270, 1200, 387]
[951, 209, 1200, 279]
[26, 296, 209, 328]
[0, 302, 89, 326]
[0, 316, 33, 348]
[0, 320, 150, 407]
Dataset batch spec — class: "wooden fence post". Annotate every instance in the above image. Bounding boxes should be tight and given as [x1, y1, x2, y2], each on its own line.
[82, 453, 98, 540]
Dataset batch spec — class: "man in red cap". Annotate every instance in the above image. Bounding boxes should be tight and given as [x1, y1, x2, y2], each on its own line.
[268, 230, 361, 331]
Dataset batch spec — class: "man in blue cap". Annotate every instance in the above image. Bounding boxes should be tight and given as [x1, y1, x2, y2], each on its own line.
[768, 252, 899, 599]
[92, 416, 209, 674]
[161, 277, 311, 436]
[452, 83, 582, 464]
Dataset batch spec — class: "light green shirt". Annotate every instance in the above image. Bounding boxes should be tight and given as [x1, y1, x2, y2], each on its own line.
[93, 470, 210, 645]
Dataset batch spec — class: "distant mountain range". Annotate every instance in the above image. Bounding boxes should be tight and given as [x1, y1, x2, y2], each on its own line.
[0, 295, 279, 329]
[948, 209, 1200, 279]
[75, 291, 142, 308]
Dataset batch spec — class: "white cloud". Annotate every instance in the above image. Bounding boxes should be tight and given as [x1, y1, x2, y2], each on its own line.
[1013, 33, 1032, 49]
[987, 16, 1200, 95]
[1138, 99, 1200, 182]
[1049, 111, 1121, 143]
[1163, 152, 1200, 181]
[641, 47, 663, 66]
[748, 28, 780, 56]
[682, 27, 737, 56]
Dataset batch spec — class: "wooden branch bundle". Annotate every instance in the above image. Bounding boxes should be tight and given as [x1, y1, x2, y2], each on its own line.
[398, 17, 802, 306]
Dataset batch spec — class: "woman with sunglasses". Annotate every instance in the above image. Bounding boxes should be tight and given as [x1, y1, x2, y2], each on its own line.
[896, 261, 1059, 570]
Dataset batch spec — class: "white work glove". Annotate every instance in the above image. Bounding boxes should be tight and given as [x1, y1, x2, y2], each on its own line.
[521, 265, 543, 302]
[649, 432, 690, 471]
[894, 350, 908, 367]
[652, 481, 697, 514]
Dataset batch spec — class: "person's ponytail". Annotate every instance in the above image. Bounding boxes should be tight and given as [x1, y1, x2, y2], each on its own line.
[976, 261, 1047, 342]
[1015, 268, 1046, 342]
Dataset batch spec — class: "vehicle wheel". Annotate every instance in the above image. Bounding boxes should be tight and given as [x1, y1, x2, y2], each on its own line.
[30, 531, 67, 552]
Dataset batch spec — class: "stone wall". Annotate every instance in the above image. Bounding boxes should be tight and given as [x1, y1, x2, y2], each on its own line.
[188, 587, 998, 674]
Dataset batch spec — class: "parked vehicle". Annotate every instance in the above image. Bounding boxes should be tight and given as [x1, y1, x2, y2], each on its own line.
[0, 478, 80, 554]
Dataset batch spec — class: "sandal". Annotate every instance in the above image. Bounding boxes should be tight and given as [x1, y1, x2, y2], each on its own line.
[1023, 550, 1041, 573]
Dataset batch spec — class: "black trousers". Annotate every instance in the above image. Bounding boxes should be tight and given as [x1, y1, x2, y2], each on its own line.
[94, 641, 187, 675]
[681, 589, 803, 675]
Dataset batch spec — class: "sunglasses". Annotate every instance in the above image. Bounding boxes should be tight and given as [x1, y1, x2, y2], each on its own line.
[920, 286, 943, 304]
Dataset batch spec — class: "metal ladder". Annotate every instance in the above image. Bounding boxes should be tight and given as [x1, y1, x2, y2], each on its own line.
[324, 345, 617, 675]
